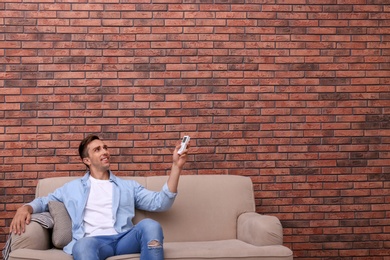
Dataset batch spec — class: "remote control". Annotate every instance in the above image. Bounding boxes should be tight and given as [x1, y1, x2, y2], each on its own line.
[177, 136, 190, 155]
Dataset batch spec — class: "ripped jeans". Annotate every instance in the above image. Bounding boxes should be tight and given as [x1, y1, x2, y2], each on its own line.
[72, 219, 164, 260]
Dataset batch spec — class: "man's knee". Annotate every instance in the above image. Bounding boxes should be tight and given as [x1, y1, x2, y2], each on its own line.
[137, 218, 164, 240]
[139, 219, 162, 231]
[147, 239, 162, 249]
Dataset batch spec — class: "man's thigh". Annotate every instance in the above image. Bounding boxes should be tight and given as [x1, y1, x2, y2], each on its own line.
[73, 236, 116, 260]
[115, 228, 141, 255]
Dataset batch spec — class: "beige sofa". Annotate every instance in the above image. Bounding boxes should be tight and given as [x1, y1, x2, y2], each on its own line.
[9, 175, 293, 260]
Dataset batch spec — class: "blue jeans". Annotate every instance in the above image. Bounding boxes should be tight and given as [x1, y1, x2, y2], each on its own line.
[72, 219, 164, 260]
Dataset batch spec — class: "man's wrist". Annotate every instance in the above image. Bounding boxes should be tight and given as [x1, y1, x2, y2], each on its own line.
[171, 163, 183, 172]
[22, 204, 33, 214]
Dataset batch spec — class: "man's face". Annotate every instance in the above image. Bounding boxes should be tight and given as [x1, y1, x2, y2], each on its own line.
[83, 139, 110, 172]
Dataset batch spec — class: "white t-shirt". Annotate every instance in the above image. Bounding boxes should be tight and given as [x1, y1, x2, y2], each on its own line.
[84, 176, 118, 237]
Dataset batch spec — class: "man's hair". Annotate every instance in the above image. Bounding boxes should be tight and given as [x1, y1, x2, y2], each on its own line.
[79, 134, 100, 159]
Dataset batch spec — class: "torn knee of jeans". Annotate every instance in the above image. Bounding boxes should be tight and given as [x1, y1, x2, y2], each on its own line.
[147, 239, 162, 249]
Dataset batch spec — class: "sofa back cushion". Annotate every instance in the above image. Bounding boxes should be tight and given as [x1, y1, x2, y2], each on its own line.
[35, 175, 255, 242]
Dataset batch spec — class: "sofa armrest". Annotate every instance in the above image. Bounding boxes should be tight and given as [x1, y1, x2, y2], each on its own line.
[10, 221, 51, 251]
[237, 212, 283, 246]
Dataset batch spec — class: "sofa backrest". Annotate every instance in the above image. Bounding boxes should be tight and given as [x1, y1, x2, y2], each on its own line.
[36, 175, 256, 242]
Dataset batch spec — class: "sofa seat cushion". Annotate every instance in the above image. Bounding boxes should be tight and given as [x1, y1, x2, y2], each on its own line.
[9, 248, 73, 260]
[108, 240, 293, 260]
[9, 240, 293, 260]
[163, 240, 293, 260]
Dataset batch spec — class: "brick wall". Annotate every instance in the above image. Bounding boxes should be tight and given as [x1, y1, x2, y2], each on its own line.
[1, 0, 390, 259]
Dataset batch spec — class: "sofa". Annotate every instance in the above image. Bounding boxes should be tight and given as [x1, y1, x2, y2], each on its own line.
[8, 175, 293, 260]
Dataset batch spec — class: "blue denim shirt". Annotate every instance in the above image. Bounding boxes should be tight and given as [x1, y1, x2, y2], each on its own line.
[27, 171, 177, 254]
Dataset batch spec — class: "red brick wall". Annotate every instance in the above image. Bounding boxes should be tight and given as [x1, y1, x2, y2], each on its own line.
[1, 0, 390, 259]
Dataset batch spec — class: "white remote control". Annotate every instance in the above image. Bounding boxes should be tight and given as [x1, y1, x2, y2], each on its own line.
[177, 136, 190, 155]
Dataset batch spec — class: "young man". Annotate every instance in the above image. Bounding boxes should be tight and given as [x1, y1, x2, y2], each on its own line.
[9, 134, 190, 260]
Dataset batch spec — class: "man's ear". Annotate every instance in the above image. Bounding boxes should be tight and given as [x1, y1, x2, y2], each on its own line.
[83, 157, 91, 166]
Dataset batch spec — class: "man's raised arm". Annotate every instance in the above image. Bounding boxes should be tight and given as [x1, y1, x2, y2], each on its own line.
[167, 141, 190, 193]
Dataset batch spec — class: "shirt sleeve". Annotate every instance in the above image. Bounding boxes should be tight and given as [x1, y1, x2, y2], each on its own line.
[27, 184, 65, 213]
[162, 182, 177, 198]
[135, 182, 177, 212]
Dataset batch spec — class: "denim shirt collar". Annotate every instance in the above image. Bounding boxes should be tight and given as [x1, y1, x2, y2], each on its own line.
[81, 170, 119, 186]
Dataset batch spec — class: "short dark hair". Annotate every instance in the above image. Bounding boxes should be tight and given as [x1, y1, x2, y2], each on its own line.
[79, 134, 100, 159]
